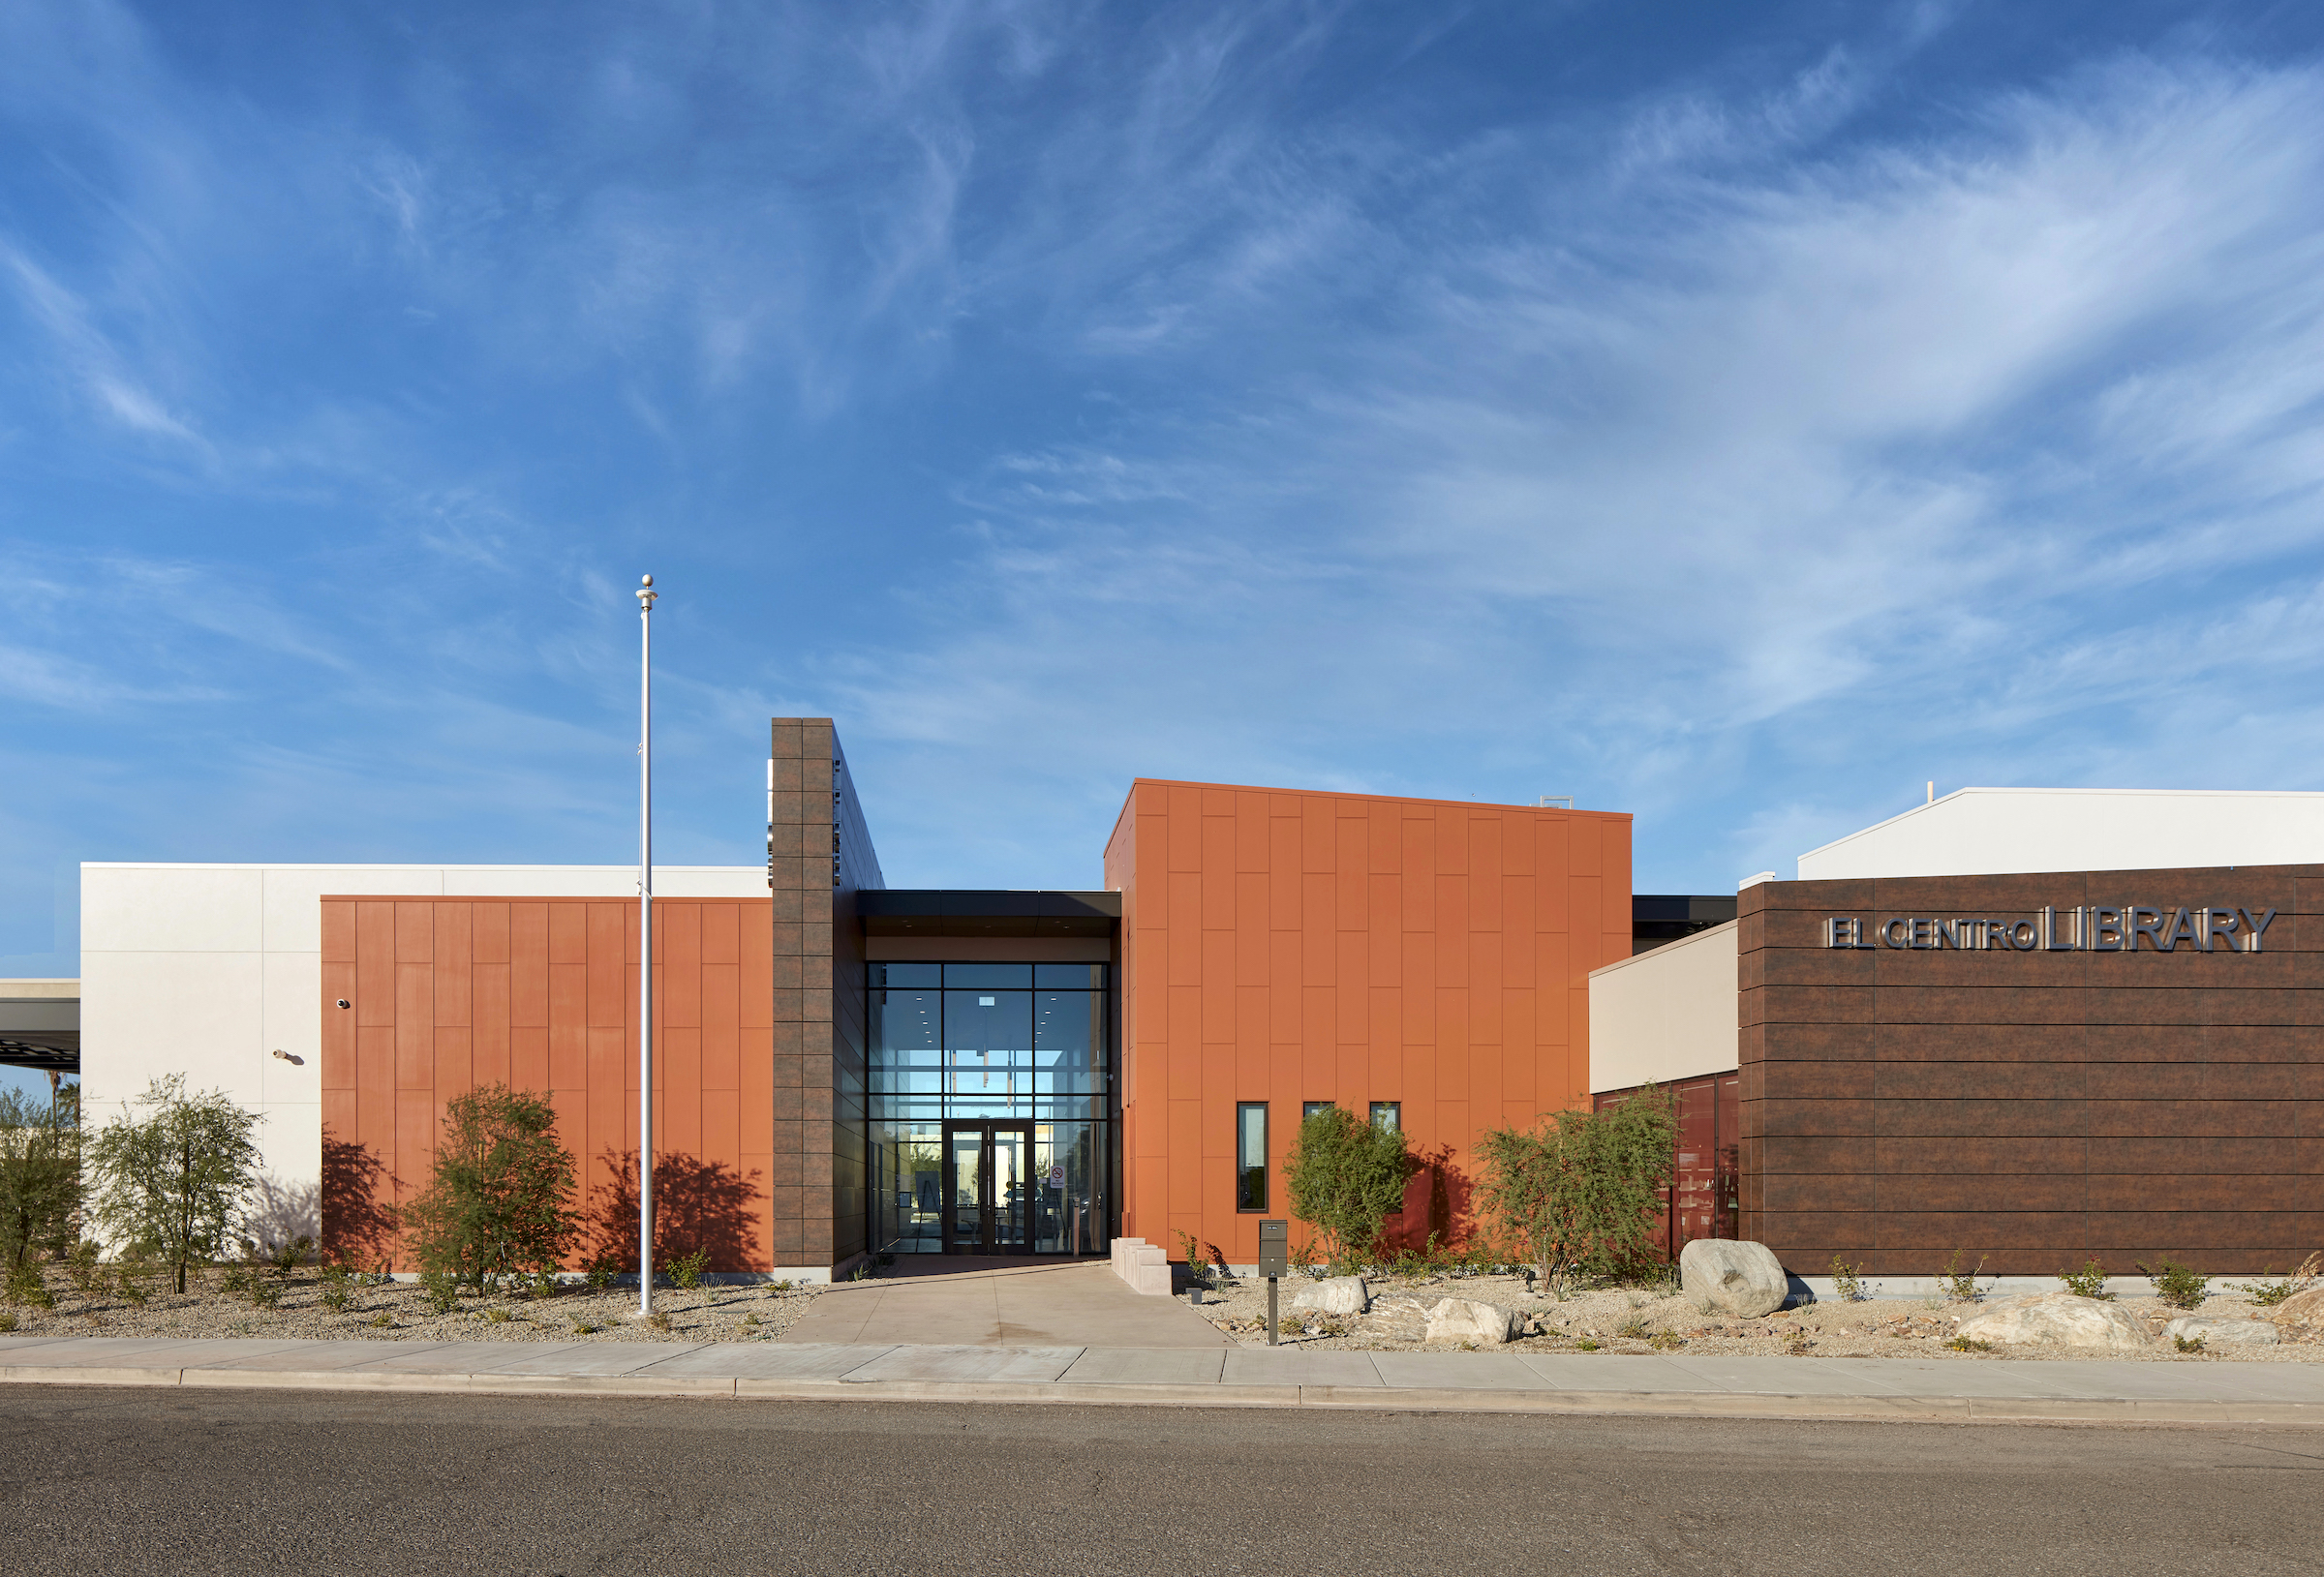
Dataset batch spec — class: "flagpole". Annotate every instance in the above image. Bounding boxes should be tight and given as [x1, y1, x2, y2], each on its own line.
[637, 573, 657, 1319]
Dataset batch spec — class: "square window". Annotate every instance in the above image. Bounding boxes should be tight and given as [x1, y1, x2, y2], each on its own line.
[1369, 1102, 1400, 1133]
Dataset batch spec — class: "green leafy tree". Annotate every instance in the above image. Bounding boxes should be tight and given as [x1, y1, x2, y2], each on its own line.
[87, 1075, 264, 1294]
[1284, 1106, 1415, 1270]
[1476, 1084, 1677, 1296]
[401, 1084, 579, 1291]
[0, 1083, 80, 1273]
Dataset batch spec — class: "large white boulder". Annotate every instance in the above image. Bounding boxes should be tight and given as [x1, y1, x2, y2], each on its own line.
[1290, 1276, 1369, 1316]
[1423, 1297, 1520, 1345]
[2265, 1287, 2324, 1340]
[1956, 1292, 2151, 1351]
[1679, 1239, 1789, 1318]
[2164, 1316, 2280, 1348]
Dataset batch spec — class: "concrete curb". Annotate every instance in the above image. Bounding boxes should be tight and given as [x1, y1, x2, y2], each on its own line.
[6, 1360, 2322, 1424]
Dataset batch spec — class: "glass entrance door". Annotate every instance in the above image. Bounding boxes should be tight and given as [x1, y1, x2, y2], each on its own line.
[942, 1123, 1032, 1253]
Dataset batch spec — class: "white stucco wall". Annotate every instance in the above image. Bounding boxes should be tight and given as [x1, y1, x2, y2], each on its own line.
[80, 863, 764, 1244]
[1798, 788, 2324, 881]
[1585, 920, 1738, 1094]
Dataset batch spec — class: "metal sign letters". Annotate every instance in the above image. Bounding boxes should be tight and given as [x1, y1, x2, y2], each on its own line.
[1824, 906, 2278, 954]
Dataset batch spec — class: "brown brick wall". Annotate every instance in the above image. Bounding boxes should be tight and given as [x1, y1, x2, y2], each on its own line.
[1738, 865, 2324, 1275]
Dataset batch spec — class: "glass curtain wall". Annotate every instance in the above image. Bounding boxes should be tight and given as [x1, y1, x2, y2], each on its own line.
[869, 962, 1111, 1255]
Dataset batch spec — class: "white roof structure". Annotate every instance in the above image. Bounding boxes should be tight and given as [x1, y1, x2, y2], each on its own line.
[1795, 788, 2324, 882]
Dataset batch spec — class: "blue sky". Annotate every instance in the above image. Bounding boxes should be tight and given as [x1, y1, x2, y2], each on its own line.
[8, 0, 2324, 987]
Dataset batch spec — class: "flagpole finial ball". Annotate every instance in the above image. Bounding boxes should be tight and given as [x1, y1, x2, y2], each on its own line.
[641, 573, 653, 587]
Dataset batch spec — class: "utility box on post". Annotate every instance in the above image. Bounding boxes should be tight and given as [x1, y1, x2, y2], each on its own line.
[1258, 1220, 1288, 1346]
[1257, 1220, 1289, 1277]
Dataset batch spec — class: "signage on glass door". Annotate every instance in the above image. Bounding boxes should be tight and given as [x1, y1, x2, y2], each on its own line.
[1823, 905, 2278, 954]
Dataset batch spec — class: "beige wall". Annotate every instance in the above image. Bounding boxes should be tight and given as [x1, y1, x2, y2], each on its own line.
[1586, 919, 1737, 1094]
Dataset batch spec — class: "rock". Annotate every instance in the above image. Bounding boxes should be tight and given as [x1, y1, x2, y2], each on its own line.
[1423, 1297, 1520, 1345]
[2164, 1316, 2279, 1348]
[1290, 1276, 1368, 1316]
[1954, 1292, 2151, 1351]
[2265, 1287, 2324, 1340]
[1679, 1239, 1789, 1318]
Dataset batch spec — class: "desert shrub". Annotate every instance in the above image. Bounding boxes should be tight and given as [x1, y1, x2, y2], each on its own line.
[1936, 1250, 1988, 1303]
[484, 1306, 513, 1323]
[2057, 1259, 2112, 1299]
[400, 1085, 580, 1292]
[86, 1076, 263, 1295]
[1945, 1335, 1993, 1352]
[319, 1264, 353, 1313]
[1474, 1084, 1677, 1297]
[1172, 1231, 1214, 1289]
[647, 1310, 671, 1331]
[2230, 1253, 2321, 1307]
[419, 1269, 461, 1315]
[2141, 1256, 2210, 1311]
[113, 1252, 153, 1308]
[6, 1257, 53, 1308]
[1283, 1107, 1416, 1272]
[1647, 1330, 1687, 1350]
[0, 1085, 82, 1276]
[1829, 1256, 1868, 1302]
[2174, 1333, 2207, 1353]
[369, 1311, 393, 1328]
[266, 1236, 313, 1279]
[585, 1257, 617, 1291]
[64, 1239, 102, 1297]
[667, 1249, 711, 1291]
[246, 1276, 282, 1311]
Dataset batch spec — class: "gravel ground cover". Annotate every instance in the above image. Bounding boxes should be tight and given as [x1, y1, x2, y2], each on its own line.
[0, 1263, 826, 1345]
[1186, 1271, 2324, 1362]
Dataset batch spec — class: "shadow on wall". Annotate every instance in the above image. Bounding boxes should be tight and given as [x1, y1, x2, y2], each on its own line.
[243, 1172, 320, 1256]
[584, 1149, 764, 1273]
[321, 1131, 401, 1269]
[1382, 1143, 1473, 1255]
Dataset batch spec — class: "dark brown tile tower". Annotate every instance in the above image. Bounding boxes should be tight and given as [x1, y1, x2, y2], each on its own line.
[1739, 865, 2324, 1276]
[766, 718, 884, 1274]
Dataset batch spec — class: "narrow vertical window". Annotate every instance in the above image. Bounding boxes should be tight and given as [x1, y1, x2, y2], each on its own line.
[1236, 1103, 1268, 1212]
[1369, 1102, 1400, 1132]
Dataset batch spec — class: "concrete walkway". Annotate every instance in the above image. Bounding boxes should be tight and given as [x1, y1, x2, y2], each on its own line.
[4, 1335, 2322, 1423]
[779, 1258, 1229, 1349]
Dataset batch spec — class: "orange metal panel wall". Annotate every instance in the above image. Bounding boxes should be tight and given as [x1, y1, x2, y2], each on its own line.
[321, 895, 775, 1271]
[1104, 780, 1633, 1264]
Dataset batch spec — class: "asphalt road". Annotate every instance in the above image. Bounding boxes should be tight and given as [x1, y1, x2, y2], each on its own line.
[2, 1387, 2320, 1575]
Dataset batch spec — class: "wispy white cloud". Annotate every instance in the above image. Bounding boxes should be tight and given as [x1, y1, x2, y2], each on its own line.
[4, 0, 2324, 920]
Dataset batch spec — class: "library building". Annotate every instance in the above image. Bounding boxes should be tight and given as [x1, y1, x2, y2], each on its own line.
[36, 724, 2324, 1283]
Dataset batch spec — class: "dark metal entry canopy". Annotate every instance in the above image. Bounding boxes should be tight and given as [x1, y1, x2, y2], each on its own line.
[0, 985, 78, 1075]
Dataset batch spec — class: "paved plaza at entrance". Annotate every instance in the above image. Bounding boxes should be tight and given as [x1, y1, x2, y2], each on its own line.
[778, 1257, 1230, 1349]
[2, 1333, 2322, 1423]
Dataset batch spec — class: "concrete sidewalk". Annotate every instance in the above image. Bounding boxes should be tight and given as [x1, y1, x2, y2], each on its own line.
[3, 1335, 2322, 1423]
[779, 1259, 1228, 1349]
